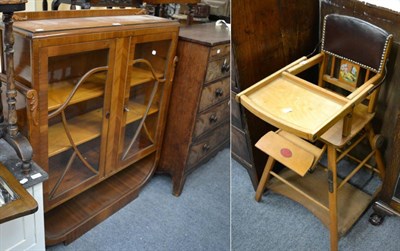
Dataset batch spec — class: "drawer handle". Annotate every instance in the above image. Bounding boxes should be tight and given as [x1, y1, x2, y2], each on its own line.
[209, 114, 218, 123]
[202, 144, 210, 152]
[221, 58, 230, 73]
[215, 88, 224, 97]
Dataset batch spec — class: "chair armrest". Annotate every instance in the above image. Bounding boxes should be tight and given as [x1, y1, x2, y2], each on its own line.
[286, 53, 324, 75]
[346, 73, 382, 102]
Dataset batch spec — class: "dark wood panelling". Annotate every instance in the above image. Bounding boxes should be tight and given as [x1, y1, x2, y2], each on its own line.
[231, 0, 320, 184]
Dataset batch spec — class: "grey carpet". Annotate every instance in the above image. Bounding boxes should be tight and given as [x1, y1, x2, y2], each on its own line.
[47, 148, 230, 251]
[232, 158, 400, 251]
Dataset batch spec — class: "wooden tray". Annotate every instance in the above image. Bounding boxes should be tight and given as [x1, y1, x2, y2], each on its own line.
[236, 60, 355, 141]
[0, 163, 38, 224]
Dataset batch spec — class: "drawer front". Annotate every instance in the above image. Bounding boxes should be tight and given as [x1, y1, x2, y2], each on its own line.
[205, 56, 230, 84]
[198, 77, 230, 112]
[187, 123, 229, 167]
[209, 43, 230, 61]
[193, 99, 229, 139]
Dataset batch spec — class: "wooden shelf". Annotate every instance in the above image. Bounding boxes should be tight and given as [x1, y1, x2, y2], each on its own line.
[48, 101, 158, 157]
[48, 72, 107, 112]
[267, 167, 375, 236]
[48, 108, 103, 157]
[47, 137, 101, 203]
[125, 101, 159, 124]
[130, 66, 163, 87]
[45, 153, 156, 245]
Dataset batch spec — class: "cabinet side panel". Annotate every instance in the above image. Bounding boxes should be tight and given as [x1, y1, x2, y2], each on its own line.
[158, 40, 209, 174]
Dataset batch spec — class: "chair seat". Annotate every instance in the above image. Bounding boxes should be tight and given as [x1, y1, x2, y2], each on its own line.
[255, 130, 324, 176]
[320, 103, 374, 148]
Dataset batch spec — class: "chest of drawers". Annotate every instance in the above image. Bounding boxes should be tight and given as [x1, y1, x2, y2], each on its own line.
[158, 22, 230, 196]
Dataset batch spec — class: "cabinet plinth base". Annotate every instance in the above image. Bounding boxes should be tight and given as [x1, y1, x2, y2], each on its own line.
[45, 154, 156, 246]
[267, 168, 377, 237]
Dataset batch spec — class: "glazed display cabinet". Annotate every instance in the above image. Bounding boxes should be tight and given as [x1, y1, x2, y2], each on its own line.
[1, 9, 178, 245]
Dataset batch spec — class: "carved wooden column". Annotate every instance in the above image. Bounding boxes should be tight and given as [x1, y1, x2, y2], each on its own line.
[0, 0, 33, 175]
[0, 81, 4, 135]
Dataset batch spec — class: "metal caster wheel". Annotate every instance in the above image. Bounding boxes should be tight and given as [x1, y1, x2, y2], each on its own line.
[369, 212, 384, 226]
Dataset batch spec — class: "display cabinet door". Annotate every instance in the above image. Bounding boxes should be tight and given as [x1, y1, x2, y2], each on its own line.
[115, 33, 176, 170]
[42, 40, 115, 210]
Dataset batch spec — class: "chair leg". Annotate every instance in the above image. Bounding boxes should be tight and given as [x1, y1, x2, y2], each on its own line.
[365, 123, 385, 180]
[255, 156, 276, 202]
[327, 145, 338, 251]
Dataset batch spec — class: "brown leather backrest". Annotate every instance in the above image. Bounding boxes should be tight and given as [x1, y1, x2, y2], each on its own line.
[322, 14, 392, 73]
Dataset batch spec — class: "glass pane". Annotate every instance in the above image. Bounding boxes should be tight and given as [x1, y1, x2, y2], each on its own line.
[0, 177, 18, 207]
[134, 40, 171, 76]
[47, 48, 108, 200]
[120, 39, 171, 161]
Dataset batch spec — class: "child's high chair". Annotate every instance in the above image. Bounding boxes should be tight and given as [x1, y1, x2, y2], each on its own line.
[236, 14, 393, 251]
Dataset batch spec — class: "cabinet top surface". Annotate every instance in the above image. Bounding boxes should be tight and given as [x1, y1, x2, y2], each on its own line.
[13, 15, 178, 35]
[179, 22, 230, 46]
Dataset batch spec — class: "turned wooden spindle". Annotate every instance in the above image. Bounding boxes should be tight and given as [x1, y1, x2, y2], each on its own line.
[3, 12, 18, 137]
[0, 0, 33, 175]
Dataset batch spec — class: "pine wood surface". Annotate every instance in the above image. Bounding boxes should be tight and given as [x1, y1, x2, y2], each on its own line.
[255, 132, 317, 177]
[267, 167, 374, 237]
[277, 130, 324, 163]
[239, 72, 347, 141]
[320, 104, 374, 147]
[232, 1, 320, 181]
